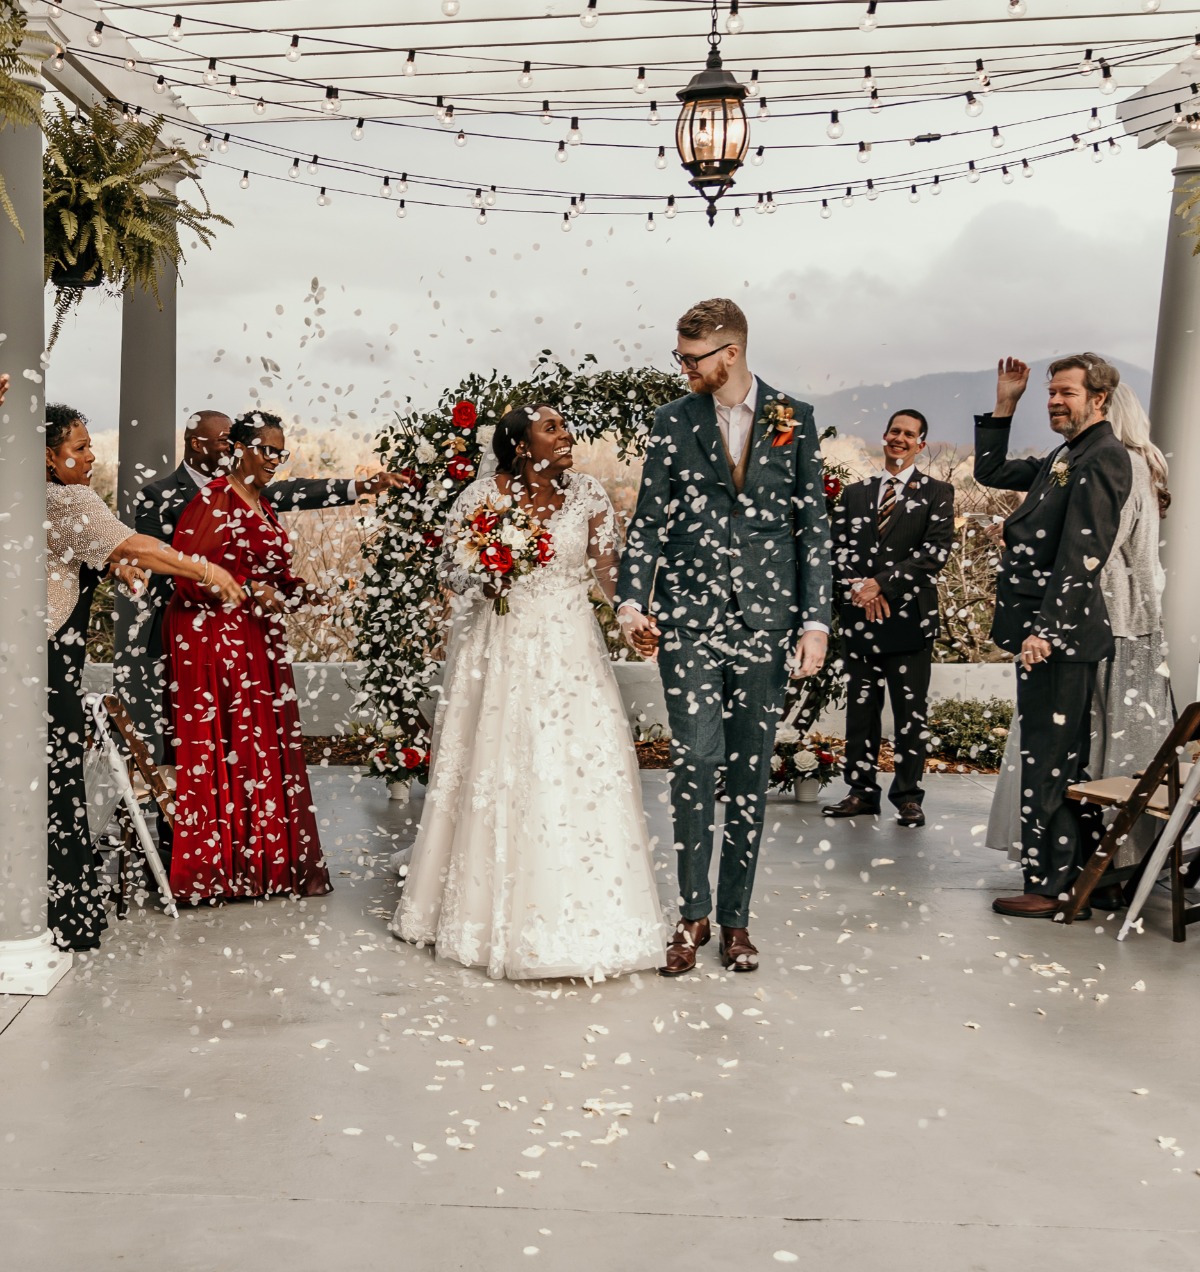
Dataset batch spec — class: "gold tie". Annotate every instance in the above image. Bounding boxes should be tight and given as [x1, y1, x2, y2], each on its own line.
[877, 477, 898, 535]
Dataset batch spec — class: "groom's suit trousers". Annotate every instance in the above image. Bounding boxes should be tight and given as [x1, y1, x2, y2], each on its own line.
[659, 608, 790, 928]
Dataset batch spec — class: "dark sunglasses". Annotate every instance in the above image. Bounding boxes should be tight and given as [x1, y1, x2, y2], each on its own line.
[245, 442, 291, 463]
[671, 343, 733, 371]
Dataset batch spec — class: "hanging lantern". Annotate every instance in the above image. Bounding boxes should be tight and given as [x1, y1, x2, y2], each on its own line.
[675, 1, 750, 226]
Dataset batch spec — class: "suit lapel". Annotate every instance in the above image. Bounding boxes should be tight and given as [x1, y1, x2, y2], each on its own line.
[741, 378, 784, 500]
[1004, 444, 1067, 529]
[690, 394, 737, 498]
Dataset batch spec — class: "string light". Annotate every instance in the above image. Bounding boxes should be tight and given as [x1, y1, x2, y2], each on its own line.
[557, 141, 569, 163]
[931, 173, 942, 195]
[732, 207, 743, 226]
[1078, 49, 1095, 77]
[228, 75, 239, 98]
[352, 118, 365, 140]
[1108, 137, 1121, 155]
[1072, 132, 1084, 149]
[665, 194, 677, 218]
[442, 0, 460, 14]
[965, 92, 982, 117]
[747, 70, 759, 98]
[1089, 106, 1101, 130]
[1007, 1, 1026, 16]
[765, 192, 777, 214]
[404, 50, 416, 76]
[967, 159, 979, 182]
[199, 133, 212, 152]
[240, 170, 250, 189]
[307, 154, 319, 173]
[52, 45, 64, 71]
[581, 0, 599, 29]
[1143, 0, 1161, 11]
[1099, 64, 1117, 95]
[562, 212, 572, 232]
[866, 178, 877, 201]
[857, 141, 872, 162]
[862, 66, 875, 93]
[317, 187, 331, 206]
[472, 187, 484, 208]
[1091, 141, 1103, 162]
[541, 101, 552, 124]
[518, 60, 533, 89]
[287, 35, 301, 62]
[634, 67, 647, 94]
[218, 133, 230, 153]
[756, 192, 766, 214]
[1022, 157, 1033, 176]
[751, 145, 765, 166]
[1001, 164, 1013, 183]
[860, 2, 878, 33]
[124, 57, 137, 72]
[655, 145, 667, 169]
[1193, 34, 1200, 61]
[396, 200, 407, 219]
[289, 157, 300, 177]
[726, 1, 744, 35]
[991, 125, 1005, 149]
[154, 75, 167, 95]
[442, 103, 456, 128]
[842, 186, 854, 207]
[976, 59, 992, 93]
[204, 58, 218, 86]
[87, 22, 104, 48]
[826, 110, 843, 139]
[869, 88, 881, 114]
[168, 14, 183, 41]
[648, 101, 659, 124]
[909, 184, 920, 202]
[380, 175, 392, 197]
[568, 117, 583, 145]
[577, 192, 587, 213]
[758, 97, 769, 120]
[398, 174, 408, 194]
[323, 86, 341, 114]
[486, 185, 498, 207]
[456, 130, 467, 146]
[477, 208, 487, 225]
[820, 199, 831, 219]
[254, 97, 266, 115]
[646, 211, 655, 231]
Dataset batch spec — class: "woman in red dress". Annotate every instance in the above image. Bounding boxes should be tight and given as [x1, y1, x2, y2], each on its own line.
[165, 412, 331, 903]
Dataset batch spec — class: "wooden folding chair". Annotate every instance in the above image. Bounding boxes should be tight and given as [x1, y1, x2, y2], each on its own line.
[1061, 701, 1200, 940]
[84, 693, 178, 919]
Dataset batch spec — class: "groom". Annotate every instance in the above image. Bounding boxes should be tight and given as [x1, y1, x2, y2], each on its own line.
[617, 298, 832, 976]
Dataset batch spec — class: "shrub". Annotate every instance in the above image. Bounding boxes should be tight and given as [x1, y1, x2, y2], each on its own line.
[926, 696, 1013, 769]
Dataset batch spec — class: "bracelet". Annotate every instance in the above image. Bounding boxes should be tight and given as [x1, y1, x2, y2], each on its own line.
[243, 581, 256, 600]
[200, 561, 212, 587]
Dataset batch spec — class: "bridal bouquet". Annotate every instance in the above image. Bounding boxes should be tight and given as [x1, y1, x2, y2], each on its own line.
[454, 498, 555, 614]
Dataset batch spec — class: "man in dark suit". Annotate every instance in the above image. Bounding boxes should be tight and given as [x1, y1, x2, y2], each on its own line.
[823, 409, 955, 828]
[113, 409, 408, 859]
[975, 354, 1132, 919]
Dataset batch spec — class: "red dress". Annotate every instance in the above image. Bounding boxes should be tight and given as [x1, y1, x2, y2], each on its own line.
[164, 478, 331, 902]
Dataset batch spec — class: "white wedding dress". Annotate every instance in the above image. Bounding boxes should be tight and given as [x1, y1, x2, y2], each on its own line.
[392, 470, 665, 980]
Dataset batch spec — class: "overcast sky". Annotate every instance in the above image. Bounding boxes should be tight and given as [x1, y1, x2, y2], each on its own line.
[40, 6, 1189, 444]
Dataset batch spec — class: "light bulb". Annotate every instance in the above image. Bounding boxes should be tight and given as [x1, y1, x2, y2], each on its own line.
[472, 188, 483, 208]
[1073, 132, 1084, 149]
[866, 179, 877, 201]
[820, 199, 831, 219]
[380, 176, 392, 197]
[577, 193, 587, 213]
[1143, 0, 1161, 11]
[200, 133, 212, 152]
[648, 101, 659, 124]
[353, 118, 365, 140]
[965, 92, 982, 117]
[842, 187, 854, 207]
[1092, 142, 1103, 163]
[240, 171, 250, 189]
[909, 184, 920, 203]
[204, 59, 218, 85]
[404, 49, 416, 76]
[634, 67, 647, 94]
[991, 125, 1004, 148]
[398, 173, 408, 193]
[1022, 158, 1033, 176]
[1007, 0, 1026, 16]
[1099, 65, 1117, 95]
[732, 208, 743, 226]
[568, 117, 582, 144]
[287, 35, 301, 62]
[755, 193, 766, 215]
[1108, 137, 1121, 154]
[441, 103, 455, 127]
[228, 76, 239, 98]
[485, 185, 497, 207]
[255, 98, 266, 116]
[562, 213, 572, 232]
[1078, 49, 1095, 77]
[665, 195, 677, 219]
[52, 46, 64, 71]
[862, 65, 875, 92]
[518, 60, 533, 88]
[758, 97, 769, 120]
[967, 160, 979, 182]
[765, 193, 777, 214]
[931, 174, 942, 195]
[646, 212, 656, 231]
[752, 144, 765, 166]
[124, 57, 137, 72]
[442, 0, 460, 14]
[581, 0, 599, 28]
[1001, 165, 1013, 183]
[1089, 106, 1101, 130]
[541, 100, 552, 124]
[317, 187, 330, 206]
[396, 200, 407, 219]
[46, 2, 61, 13]
[87, 21, 104, 47]
[655, 145, 667, 169]
[323, 86, 341, 114]
[557, 141, 568, 163]
[747, 69, 760, 97]
[869, 88, 881, 113]
[308, 155, 319, 173]
[976, 59, 991, 92]
[121, 103, 134, 123]
[1193, 34, 1200, 61]
[826, 110, 843, 139]
[726, 1, 744, 34]
[289, 158, 300, 178]
[569, 196, 579, 218]
[860, 2, 878, 32]
[477, 208, 487, 225]
[857, 141, 871, 162]
[154, 75, 167, 95]
[217, 133, 230, 153]
[456, 130, 467, 146]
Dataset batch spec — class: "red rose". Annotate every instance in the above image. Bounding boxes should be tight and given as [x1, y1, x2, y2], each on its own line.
[422, 530, 443, 548]
[451, 401, 478, 430]
[400, 466, 424, 491]
[823, 476, 842, 500]
[480, 543, 514, 575]
[400, 747, 422, 769]
[471, 509, 498, 534]
[536, 533, 555, 565]
[447, 456, 475, 482]
[817, 750, 835, 765]
[374, 748, 388, 765]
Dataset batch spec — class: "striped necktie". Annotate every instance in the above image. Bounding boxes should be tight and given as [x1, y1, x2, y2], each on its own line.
[877, 477, 899, 535]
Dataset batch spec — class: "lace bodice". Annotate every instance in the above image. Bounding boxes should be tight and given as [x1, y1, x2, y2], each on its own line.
[439, 470, 619, 603]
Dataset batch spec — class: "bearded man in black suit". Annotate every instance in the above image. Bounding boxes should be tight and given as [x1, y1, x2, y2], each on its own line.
[975, 355, 1132, 920]
[823, 410, 955, 828]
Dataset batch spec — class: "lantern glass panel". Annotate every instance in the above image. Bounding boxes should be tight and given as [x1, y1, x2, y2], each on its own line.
[676, 96, 749, 179]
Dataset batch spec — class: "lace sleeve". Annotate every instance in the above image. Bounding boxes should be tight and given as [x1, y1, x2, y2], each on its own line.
[438, 477, 499, 596]
[578, 474, 620, 605]
[48, 485, 134, 572]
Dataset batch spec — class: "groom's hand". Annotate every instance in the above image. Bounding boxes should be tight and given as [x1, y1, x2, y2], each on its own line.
[618, 604, 660, 661]
[790, 629, 828, 679]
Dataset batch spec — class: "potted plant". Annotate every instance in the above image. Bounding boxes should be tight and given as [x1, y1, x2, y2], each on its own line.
[769, 727, 843, 802]
[0, 0, 50, 234]
[42, 100, 229, 345]
[370, 724, 431, 802]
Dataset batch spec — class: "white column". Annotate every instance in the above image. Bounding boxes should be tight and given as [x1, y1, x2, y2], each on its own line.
[0, 62, 72, 994]
[1148, 132, 1200, 701]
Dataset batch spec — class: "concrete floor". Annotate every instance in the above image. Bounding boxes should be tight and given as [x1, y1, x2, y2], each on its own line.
[2, 769, 1198, 1272]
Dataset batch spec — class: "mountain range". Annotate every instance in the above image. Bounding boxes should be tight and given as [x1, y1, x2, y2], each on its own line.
[803, 359, 1153, 452]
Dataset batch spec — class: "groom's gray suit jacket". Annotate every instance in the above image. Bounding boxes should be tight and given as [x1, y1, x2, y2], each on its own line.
[617, 379, 832, 632]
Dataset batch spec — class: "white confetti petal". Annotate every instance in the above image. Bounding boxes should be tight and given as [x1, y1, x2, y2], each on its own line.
[774, 1254, 800, 1265]
[844, 1116, 865, 1126]
[714, 1003, 733, 1021]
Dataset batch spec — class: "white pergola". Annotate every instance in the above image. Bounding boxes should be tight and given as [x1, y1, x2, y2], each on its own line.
[2, 0, 1198, 995]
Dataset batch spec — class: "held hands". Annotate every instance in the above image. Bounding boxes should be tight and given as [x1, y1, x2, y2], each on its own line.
[246, 580, 289, 616]
[1020, 634, 1052, 671]
[207, 564, 245, 608]
[849, 578, 891, 623]
[110, 561, 148, 597]
[995, 356, 1030, 417]
[618, 605, 660, 662]
[790, 629, 828, 679]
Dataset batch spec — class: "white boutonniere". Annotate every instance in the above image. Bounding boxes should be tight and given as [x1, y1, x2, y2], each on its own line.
[1050, 459, 1071, 488]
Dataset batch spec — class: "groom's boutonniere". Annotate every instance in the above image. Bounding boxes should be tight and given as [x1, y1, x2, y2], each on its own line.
[765, 399, 796, 449]
[1050, 459, 1071, 487]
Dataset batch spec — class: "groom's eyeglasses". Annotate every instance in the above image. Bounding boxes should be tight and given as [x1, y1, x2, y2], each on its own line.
[671, 343, 733, 371]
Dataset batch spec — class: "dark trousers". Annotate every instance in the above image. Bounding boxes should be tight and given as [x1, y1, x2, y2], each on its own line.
[844, 644, 933, 809]
[1016, 659, 1104, 897]
[659, 612, 789, 928]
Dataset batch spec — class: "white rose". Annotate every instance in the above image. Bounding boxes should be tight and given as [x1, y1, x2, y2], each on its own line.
[794, 750, 819, 773]
[775, 725, 801, 747]
[499, 524, 530, 551]
[416, 440, 437, 464]
[477, 424, 496, 451]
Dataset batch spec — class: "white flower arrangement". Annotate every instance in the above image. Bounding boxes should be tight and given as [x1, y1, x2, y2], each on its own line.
[794, 749, 819, 773]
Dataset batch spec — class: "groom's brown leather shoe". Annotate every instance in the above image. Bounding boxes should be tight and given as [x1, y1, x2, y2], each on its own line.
[822, 794, 880, 818]
[719, 926, 759, 973]
[659, 918, 710, 977]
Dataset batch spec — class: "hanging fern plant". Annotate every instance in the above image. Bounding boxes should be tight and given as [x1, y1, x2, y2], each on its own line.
[42, 100, 230, 346]
[0, 0, 51, 234]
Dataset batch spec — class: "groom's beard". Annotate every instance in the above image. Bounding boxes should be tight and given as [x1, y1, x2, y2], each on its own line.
[690, 362, 730, 396]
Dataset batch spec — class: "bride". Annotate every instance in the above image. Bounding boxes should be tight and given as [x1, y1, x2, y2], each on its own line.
[392, 403, 665, 980]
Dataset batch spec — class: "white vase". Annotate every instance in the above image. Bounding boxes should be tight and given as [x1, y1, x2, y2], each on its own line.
[793, 777, 820, 803]
[388, 779, 411, 803]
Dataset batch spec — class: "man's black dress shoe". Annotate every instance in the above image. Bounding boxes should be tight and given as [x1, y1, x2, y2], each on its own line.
[897, 802, 925, 828]
[822, 794, 881, 818]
